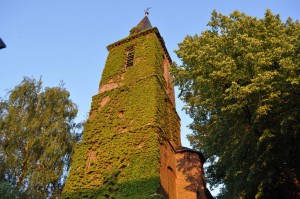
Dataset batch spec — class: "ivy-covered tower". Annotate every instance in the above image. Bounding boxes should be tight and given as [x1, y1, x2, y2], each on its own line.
[63, 13, 211, 199]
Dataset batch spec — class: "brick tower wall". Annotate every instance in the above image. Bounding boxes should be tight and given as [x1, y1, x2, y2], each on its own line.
[62, 29, 181, 199]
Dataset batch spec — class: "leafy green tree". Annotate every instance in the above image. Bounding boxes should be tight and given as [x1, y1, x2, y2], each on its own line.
[0, 180, 15, 199]
[0, 77, 80, 198]
[171, 10, 300, 199]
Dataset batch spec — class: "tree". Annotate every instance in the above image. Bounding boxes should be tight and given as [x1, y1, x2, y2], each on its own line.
[171, 10, 300, 199]
[0, 77, 81, 198]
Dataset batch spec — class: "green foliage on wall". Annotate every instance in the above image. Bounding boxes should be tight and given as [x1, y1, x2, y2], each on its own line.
[62, 29, 179, 199]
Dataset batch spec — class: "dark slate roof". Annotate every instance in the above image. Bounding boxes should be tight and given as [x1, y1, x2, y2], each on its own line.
[175, 146, 206, 162]
[136, 16, 152, 32]
[130, 16, 152, 35]
[0, 38, 6, 49]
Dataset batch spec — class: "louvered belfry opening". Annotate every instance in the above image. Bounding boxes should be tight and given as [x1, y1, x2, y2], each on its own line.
[125, 45, 135, 68]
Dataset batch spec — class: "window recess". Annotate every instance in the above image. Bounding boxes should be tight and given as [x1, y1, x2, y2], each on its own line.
[125, 45, 135, 68]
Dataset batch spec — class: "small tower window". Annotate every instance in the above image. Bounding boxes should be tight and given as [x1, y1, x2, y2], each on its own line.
[125, 45, 135, 68]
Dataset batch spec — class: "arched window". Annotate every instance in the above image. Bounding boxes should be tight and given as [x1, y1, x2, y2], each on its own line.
[167, 166, 176, 198]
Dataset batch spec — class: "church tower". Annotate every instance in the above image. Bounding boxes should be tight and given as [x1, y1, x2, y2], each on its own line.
[63, 13, 211, 199]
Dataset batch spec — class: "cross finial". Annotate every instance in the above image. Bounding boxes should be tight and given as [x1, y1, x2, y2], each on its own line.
[144, 7, 151, 16]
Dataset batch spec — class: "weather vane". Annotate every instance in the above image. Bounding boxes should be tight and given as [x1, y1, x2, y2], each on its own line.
[144, 7, 151, 16]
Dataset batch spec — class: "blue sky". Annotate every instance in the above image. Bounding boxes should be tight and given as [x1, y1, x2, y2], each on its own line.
[1, 0, 299, 154]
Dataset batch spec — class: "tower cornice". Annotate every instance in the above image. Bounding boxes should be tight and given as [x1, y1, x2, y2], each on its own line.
[106, 27, 172, 64]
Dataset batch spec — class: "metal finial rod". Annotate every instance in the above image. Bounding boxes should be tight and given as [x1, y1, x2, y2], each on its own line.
[144, 7, 151, 16]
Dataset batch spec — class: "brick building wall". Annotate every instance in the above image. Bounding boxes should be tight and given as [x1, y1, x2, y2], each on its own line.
[63, 14, 212, 199]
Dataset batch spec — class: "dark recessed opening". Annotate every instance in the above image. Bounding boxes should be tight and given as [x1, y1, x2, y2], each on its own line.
[125, 45, 135, 68]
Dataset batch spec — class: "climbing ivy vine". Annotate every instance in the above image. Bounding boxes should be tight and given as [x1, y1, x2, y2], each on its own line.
[62, 28, 179, 199]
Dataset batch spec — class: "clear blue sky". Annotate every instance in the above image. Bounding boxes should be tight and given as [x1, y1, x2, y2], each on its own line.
[1, 0, 299, 157]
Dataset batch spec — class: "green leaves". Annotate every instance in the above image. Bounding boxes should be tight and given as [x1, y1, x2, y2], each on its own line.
[0, 77, 80, 198]
[172, 10, 300, 198]
[62, 31, 176, 198]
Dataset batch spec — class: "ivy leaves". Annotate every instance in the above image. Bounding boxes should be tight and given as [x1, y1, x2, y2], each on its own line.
[172, 10, 300, 198]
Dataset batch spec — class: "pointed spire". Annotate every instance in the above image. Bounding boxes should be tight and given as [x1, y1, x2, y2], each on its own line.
[0, 38, 6, 49]
[129, 9, 152, 35]
[136, 15, 152, 32]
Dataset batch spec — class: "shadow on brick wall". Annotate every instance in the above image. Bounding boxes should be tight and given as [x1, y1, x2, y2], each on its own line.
[176, 152, 214, 199]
